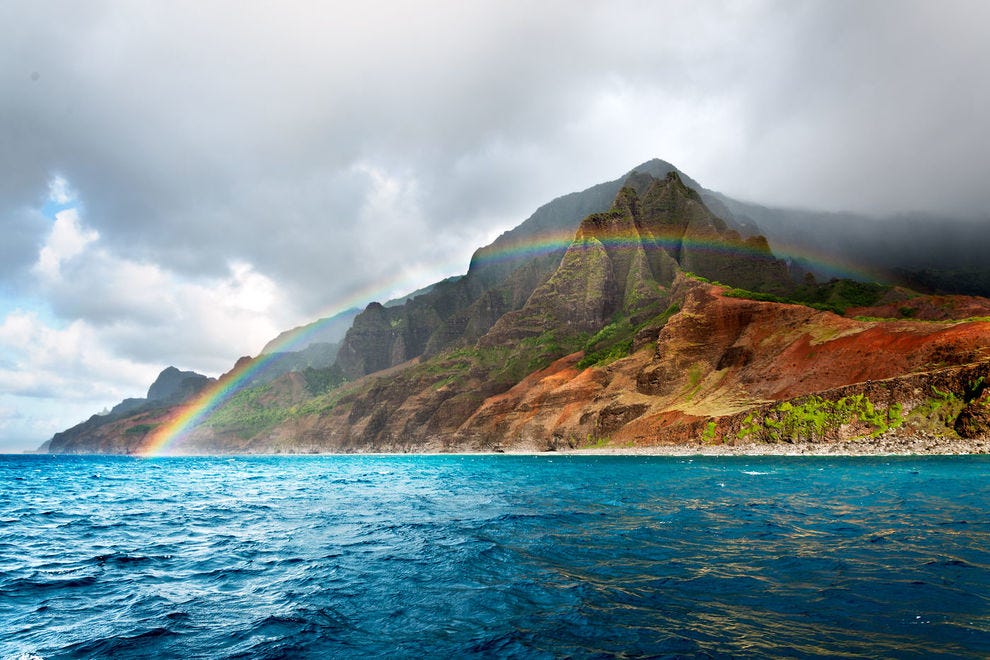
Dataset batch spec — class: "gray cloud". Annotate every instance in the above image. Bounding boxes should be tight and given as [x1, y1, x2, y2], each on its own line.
[1, 1, 989, 452]
[718, 1, 990, 214]
[0, 207, 46, 284]
[5, 1, 987, 317]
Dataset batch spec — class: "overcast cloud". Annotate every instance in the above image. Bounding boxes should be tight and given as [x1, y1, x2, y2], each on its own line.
[1, 0, 988, 451]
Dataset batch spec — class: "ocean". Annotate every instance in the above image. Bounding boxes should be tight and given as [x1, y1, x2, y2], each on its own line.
[1, 454, 988, 658]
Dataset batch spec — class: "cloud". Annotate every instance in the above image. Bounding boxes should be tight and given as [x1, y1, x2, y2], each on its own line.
[4, 2, 988, 309]
[34, 208, 98, 280]
[714, 0, 990, 214]
[0, 309, 154, 401]
[0, 201, 302, 450]
[0, 312, 155, 453]
[2, 0, 989, 450]
[0, 207, 47, 284]
[48, 176, 75, 205]
[29, 207, 293, 369]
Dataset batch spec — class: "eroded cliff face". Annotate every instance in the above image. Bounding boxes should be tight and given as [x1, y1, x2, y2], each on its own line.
[334, 170, 789, 382]
[140, 275, 990, 455]
[454, 276, 990, 451]
[481, 172, 791, 349]
[46, 170, 990, 455]
[48, 366, 214, 454]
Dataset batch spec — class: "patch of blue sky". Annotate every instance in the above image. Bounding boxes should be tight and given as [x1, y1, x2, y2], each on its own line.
[40, 197, 78, 220]
[0, 299, 65, 335]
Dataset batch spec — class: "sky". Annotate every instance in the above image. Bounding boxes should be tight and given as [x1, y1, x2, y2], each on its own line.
[1, 0, 988, 452]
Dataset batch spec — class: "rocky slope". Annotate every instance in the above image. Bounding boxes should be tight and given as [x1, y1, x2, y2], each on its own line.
[142, 271, 989, 455]
[333, 160, 759, 381]
[457, 275, 990, 451]
[48, 367, 213, 453]
[44, 163, 990, 454]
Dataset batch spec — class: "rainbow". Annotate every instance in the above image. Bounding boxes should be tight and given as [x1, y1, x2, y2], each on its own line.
[140, 228, 885, 455]
[470, 228, 882, 283]
[139, 269, 456, 456]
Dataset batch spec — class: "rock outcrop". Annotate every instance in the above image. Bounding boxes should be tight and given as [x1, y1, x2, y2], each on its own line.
[333, 163, 762, 381]
[482, 172, 791, 348]
[955, 388, 990, 439]
[43, 161, 990, 455]
[47, 366, 213, 454]
[147, 366, 211, 403]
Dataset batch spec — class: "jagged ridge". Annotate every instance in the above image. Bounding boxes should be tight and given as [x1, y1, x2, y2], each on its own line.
[44, 164, 990, 454]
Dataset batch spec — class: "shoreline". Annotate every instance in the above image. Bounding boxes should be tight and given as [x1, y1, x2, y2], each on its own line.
[15, 435, 990, 458]
[557, 435, 990, 457]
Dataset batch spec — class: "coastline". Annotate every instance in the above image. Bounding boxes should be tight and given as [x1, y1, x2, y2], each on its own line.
[18, 433, 990, 458]
[557, 435, 990, 457]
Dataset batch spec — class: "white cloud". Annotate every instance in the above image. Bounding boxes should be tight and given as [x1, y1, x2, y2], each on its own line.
[0, 200, 302, 450]
[2, 0, 989, 451]
[218, 261, 279, 314]
[47, 175, 75, 205]
[0, 309, 155, 401]
[30, 203, 294, 365]
[34, 208, 98, 280]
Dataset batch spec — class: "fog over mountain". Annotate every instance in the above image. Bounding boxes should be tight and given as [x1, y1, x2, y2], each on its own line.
[2, 0, 989, 452]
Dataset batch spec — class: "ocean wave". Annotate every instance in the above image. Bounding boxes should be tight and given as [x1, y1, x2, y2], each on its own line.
[2, 453, 989, 658]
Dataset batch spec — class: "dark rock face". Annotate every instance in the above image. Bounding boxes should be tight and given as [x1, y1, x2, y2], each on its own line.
[955, 389, 990, 439]
[46, 366, 212, 453]
[109, 398, 149, 417]
[147, 367, 211, 402]
[335, 297, 450, 379]
[483, 172, 791, 347]
[336, 303, 395, 378]
[44, 158, 990, 456]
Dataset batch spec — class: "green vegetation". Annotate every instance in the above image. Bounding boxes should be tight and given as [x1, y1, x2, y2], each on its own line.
[966, 376, 986, 401]
[683, 271, 716, 285]
[577, 303, 680, 369]
[519, 330, 587, 372]
[687, 364, 703, 389]
[737, 393, 904, 443]
[301, 365, 346, 395]
[722, 288, 799, 305]
[206, 383, 292, 439]
[582, 434, 610, 449]
[405, 329, 590, 398]
[907, 387, 965, 430]
[124, 423, 157, 436]
[735, 385, 981, 444]
[577, 321, 634, 369]
[723, 278, 891, 315]
[803, 279, 890, 312]
[293, 382, 359, 418]
[701, 420, 718, 444]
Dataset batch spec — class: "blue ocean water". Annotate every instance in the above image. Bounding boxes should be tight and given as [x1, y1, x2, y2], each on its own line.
[1, 454, 988, 659]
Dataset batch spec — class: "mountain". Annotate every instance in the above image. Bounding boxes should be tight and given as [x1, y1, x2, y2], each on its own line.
[47, 366, 214, 454]
[709, 194, 990, 295]
[43, 161, 990, 454]
[260, 307, 360, 355]
[333, 159, 761, 382]
[146, 366, 212, 402]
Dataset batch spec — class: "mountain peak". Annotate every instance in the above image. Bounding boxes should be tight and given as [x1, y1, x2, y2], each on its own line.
[624, 159, 704, 192]
[147, 366, 210, 402]
[39, 157, 990, 455]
